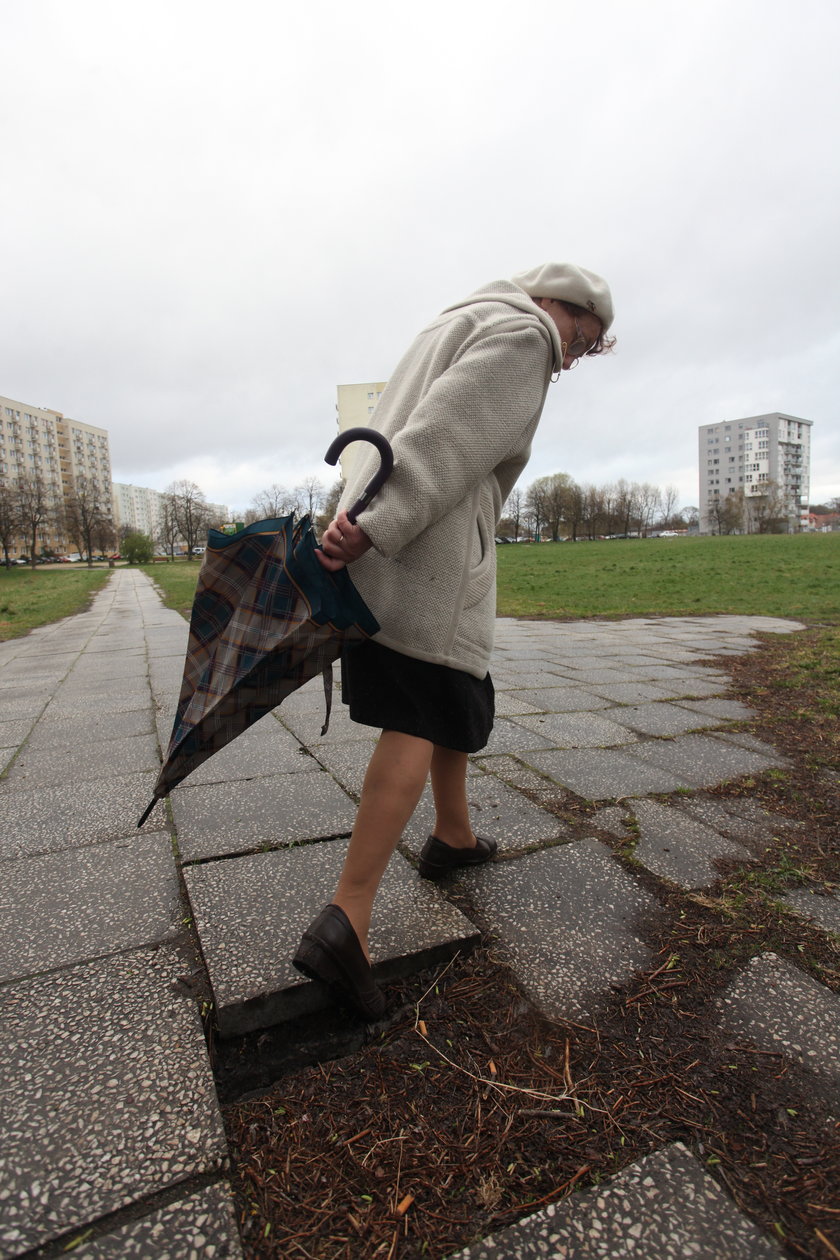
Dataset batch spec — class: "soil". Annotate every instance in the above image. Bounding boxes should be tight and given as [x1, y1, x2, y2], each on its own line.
[219, 626, 840, 1259]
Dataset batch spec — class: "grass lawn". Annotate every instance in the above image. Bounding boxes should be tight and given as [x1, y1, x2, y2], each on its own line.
[496, 532, 840, 621]
[0, 566, 112, 642]
[138, 560, 203, 620]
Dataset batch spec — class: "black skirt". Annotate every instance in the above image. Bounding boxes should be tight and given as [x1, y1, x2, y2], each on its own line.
[341, 640, 495, 753]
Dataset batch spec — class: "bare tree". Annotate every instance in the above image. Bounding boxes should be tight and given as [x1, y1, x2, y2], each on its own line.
[14, 472, 57, 567]
[63, 475, 113, 565]
[744, 480, 788, 534]
[658, 485, 679, 530]
[165, 480, 211, 557]
[251, 482, 305, 519]
[316, 478, 345, 535]
[0, 480, 18, 567]
[156, 495, 181, 560]
[295, 476, 325, 520]
[504, 487, 523, 541]
[524, 479, 548, 541]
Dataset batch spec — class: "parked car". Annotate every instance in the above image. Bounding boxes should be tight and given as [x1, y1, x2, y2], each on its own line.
[192, 545, 206, 555]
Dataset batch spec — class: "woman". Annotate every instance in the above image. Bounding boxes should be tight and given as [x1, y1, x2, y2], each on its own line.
[293, 262, 615, 1019]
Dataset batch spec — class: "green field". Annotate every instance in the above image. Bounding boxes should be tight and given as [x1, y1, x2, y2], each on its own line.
[0, 566, 112, 641]
[3, 535, 839, 642]
[495, 533, 840, 621]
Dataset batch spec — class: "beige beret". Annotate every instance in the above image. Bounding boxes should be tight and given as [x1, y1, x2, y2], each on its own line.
[511, 262, 614, 331]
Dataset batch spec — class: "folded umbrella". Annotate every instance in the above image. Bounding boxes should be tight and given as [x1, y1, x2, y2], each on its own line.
[138, 427, 393, 827]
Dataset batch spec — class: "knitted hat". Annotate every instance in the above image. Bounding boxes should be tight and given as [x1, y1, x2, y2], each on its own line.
[511, 263, 614, 331]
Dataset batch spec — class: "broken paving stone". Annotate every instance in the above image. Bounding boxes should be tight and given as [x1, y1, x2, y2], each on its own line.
[629, 798, 751, 890]
[454, 839, 657, 1023]
[183, 838, 479, 1035]
[449, 1141, 783, 1259]
[717, 952, 840, 1116]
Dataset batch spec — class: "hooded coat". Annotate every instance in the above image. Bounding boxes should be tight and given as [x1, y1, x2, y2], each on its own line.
[338, 280, 564, 679]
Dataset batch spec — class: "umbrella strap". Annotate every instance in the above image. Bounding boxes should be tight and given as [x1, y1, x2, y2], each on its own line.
[320, 664, 334, 737]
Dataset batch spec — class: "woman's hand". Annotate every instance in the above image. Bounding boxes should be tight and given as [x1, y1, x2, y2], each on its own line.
[316, 509, 373, 571]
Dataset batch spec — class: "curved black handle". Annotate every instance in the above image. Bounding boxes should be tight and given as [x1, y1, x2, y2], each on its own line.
[324, 426, 395, 524]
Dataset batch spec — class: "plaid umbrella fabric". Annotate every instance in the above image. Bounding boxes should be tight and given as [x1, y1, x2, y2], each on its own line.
[138, 429, 392, 826]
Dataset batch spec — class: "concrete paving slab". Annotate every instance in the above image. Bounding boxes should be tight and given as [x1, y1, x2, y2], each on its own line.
[177, 716, 314, 787]
[0, 771, 165, 861]
[679, 795, 792, 844]
[0, 945, 228, 1254]
[0, 831, 181, 983]
[629, 799, 752, 889]
[0, 688, 52, 720]
[455, 839, 657, 1022]
[279, 703, 362, 747]
[717, 953, 840, 1113]
[75, 1183, 243, 1258]
[401, 775, 569, 855]
[22, 707, 156, 752]
[51, 672, 152, 701]
[603, 701, 726, 737]
[494, 690, 541, 717]
[522, 747, 686, 799]
[184, 838, 479, 1034]
[709, 731, 792, 762]
[775, 888, 840, 935]
[475, 718, 556, 756]
[492, 670, 576, 691]
[45, 689, 155, 717]
[3, 730, 161, 788]
[69, 654, 150, 681]
[676, 697, 757, 721]
[173, 769, 356, 862]
[512, 711, 639, 748]
[504, 686, 613, 713]
[310, 736, 384, 796]
[0, 718, 34, 747]
[624, 733, 784, 788]
[587, 680, 677, 705]
[472, 754, 569, 804]
[450, 1141, 782, 1259]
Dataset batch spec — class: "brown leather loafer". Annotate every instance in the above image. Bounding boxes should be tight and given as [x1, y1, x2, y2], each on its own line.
[417, 833, 498, 880]
[293, 904, 386, 1021]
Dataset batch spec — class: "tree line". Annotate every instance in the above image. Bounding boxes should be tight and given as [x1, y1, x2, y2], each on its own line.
[501, 473, 695, 541]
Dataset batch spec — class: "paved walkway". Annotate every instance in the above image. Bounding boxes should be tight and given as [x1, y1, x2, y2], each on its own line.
[1, 569, 838, 1257]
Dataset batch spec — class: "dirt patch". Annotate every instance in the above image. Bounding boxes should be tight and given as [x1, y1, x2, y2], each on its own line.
[222, 627, 840, 1259]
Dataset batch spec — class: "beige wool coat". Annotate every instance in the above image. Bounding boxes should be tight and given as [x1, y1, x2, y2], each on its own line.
[339, 280, 564, 679]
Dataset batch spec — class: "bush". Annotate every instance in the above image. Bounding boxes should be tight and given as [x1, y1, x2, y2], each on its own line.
[122, 532, 155, 564]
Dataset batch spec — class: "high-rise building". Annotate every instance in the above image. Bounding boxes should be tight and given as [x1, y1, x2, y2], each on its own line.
[335, 382, 387, 481]
[698, 412, 812, 533]
[112, 482, 167, 539]
[0, 393, 113, 555]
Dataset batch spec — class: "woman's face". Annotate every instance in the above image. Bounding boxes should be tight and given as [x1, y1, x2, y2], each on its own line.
[543, 300, 603, 370]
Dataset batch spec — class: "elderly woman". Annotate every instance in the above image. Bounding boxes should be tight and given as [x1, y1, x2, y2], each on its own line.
[293, 262, 615, 1018]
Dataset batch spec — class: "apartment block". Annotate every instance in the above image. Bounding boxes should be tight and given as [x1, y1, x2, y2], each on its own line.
[1, 393, 113, 554]
[335, 381, 387, 481]
[112, 482, 167, 538]
[699, 412, 812, 533]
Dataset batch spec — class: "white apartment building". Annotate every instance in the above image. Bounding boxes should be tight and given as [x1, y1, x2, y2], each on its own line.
[699, 412, 812, 533]
[1, 393, 113, 554]
[113, 482, 231, 548]
[112, 482, 167, 538]
[335, 381, 387, 481]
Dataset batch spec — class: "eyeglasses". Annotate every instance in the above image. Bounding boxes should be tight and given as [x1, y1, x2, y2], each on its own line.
[567, 317, 597, 359]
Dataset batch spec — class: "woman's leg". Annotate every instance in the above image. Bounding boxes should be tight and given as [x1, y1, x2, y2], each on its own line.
[429, 745, 477, 849]
[332, 729, 434, 957]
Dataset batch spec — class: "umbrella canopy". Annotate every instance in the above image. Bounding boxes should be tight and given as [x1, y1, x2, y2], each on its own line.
[138, 428, 393, 826]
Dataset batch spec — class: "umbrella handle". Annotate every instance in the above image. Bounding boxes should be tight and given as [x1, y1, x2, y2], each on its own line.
[324, 427, 394, 524]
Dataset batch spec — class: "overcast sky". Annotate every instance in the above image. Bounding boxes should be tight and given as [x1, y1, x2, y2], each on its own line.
[3, 0, 838, 516]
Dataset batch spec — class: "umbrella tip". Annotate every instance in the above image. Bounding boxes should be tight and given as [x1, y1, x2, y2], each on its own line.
[137, 798, 160, 828]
